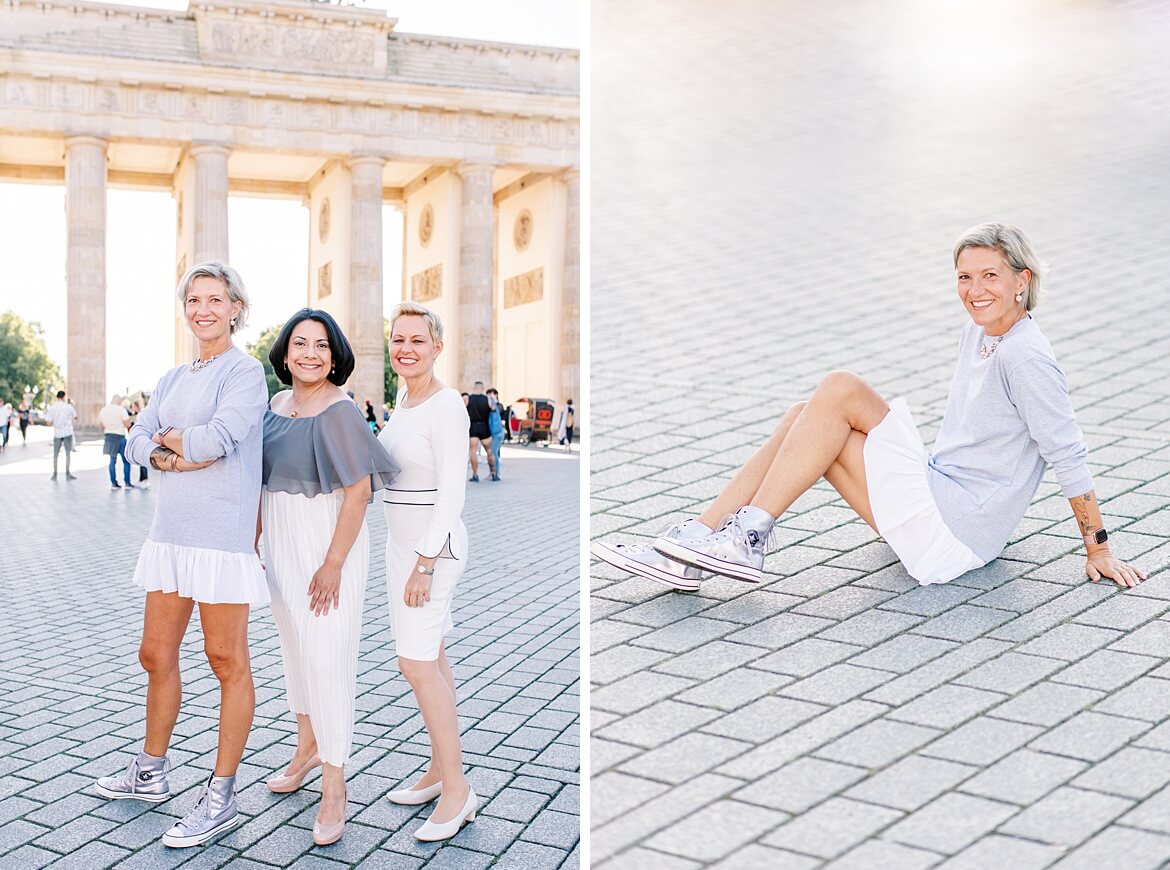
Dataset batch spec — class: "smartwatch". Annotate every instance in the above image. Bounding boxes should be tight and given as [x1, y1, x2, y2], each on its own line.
[1084, 528, 1108, 546]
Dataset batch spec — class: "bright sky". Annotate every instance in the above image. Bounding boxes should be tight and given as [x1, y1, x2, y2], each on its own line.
[0, 0, 579, 396]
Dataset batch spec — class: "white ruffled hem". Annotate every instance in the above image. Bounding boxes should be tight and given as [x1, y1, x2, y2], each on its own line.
[133, 540, 270, 606]
[864, 398, 984, 586]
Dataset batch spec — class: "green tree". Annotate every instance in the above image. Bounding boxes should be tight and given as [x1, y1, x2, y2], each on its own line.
[246, 323, 285, 399]
[0, 311, 62, 406]
[384, 318, 398, 408]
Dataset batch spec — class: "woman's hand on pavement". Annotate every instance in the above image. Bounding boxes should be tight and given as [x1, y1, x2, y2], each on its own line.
[1086, 551, 1147, 589]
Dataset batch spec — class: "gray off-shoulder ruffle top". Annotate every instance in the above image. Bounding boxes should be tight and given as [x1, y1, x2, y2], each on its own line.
[262, 400, 398, 501]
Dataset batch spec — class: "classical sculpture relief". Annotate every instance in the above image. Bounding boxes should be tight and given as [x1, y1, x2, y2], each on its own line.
[514, 209, 533, 252]
[419, 204, 434, 247]
[318, 261, 332, 299]
[504, 268, 543, 308]
[319, 198, 331, 244]
[411, 264, 442, 302]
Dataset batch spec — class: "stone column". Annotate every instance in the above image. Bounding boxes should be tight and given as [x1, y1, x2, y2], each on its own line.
[561, 169, 581, 406]
[189, 144, 231, 263]
[349, 156, 385, 413]
[175, 145, 231, 364]
[65, 136, 108, 431]
[455, 162, 495, 390]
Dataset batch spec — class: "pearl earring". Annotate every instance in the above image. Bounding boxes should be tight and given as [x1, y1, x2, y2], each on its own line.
[1014, 294, 1022, 303]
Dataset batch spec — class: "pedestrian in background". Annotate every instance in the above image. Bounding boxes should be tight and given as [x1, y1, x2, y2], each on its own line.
[562, 398, 575, 452]
[466, 381, 497, 482]
[17, 399, 30, 445]
[260, 308, 398, 846]
[129, 400, 150, 488]
[486, 388, 504, 477]
[44, 390, 77, 480]
[94, 261, 269, 850]
[364, 399, 380, 433]
[100, 394, 134, 490]
[0, 401, 11, 451]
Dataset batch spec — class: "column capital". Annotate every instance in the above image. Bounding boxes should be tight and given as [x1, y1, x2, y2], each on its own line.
[189, 143, 232, 159]
[64, 135, 108, 152]
[347, 155, 386, 170]
[454, 161, 498, 178]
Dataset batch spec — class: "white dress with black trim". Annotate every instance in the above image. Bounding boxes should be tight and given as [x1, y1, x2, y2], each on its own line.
[377, 388, 470, 661]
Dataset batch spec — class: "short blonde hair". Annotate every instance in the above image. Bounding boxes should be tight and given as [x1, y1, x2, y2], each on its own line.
[176, 261, 251, 333]
[389, 301, 444, 344]
[953, 223, 1046, 311]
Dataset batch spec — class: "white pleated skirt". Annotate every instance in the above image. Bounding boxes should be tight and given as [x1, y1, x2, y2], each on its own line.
[133, 540, 269, 605]
[384, 501, 467, 661]
[863, 398, 984, 586]
[262, 488, 368, 766]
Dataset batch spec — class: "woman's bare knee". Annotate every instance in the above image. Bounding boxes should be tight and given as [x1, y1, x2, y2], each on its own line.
[205, 646, 250, 684]
[817, 370, 866, 398]
[139, 643, 180, 676]
[398, 656, 436, 684]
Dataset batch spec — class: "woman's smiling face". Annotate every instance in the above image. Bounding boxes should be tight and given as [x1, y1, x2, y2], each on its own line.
[185, 275, 241, 343]
[285, 318, 333, 386]
[390, 314, 440, 378]
[956, 246, 1029, 336]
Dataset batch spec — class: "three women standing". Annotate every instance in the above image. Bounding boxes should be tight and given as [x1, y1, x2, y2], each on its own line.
[96, 268, 474, 848]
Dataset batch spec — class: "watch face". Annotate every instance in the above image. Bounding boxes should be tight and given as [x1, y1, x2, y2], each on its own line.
[1095, 529, 1109, 544]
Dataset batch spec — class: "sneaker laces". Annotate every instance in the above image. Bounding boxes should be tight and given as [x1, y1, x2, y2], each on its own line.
[123, 755, 169, 794]
[176, 784, 213, 828]
[718, 513, 775, 551]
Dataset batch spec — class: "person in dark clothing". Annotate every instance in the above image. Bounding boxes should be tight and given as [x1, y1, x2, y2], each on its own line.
[465, 381, 497, 482]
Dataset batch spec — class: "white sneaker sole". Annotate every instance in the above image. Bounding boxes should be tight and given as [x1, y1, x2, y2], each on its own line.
[161, 812, 241, 848]
[94, 783, 170, 803]
[590, 541, 701, 592]
[653, 538, 764, 584]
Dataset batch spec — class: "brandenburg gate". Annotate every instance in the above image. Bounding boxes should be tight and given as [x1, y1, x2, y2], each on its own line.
[0, 0, 579, 426]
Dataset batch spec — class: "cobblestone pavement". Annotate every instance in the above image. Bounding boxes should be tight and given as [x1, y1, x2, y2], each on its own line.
[0, 427, 579, 868]
[591, 1, 1170, 867]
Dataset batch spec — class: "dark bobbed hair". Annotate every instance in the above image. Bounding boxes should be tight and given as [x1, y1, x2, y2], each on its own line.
[268, 308, 355, 386]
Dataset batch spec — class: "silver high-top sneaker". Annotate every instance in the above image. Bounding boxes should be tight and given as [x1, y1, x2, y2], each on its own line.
[161, 774, 241, 848]
[94, 751, 171, 803]
[590, 520, 710, 592]
[653, 506, 775, 583]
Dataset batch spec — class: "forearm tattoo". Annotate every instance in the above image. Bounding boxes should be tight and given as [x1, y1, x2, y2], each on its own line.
[1072, 491, 1095, 535]
[150, 446, 178, 472]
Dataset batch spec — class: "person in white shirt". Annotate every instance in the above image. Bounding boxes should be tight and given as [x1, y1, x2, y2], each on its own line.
[0, 402, 12, 451]
[99, 395, 133, 490]
[44, 390, 78, 481]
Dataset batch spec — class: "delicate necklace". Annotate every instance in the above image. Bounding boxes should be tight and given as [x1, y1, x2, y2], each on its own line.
[191, 353, 221, 371]
[288, 386, 330, 418]
[979, 335, 1004, 360]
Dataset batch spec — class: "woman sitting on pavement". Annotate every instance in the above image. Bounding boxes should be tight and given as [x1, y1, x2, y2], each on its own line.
[592, 223, 1146, 593]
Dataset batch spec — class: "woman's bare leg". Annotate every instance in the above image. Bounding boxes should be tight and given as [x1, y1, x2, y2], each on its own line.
[140, 591, 196, 756]
[284, 713, 319, 773]
[697, 401, 807, 529]
[750, 371, 888, 518]
[318, 762, 346, 826]
[198, 602, 254, 777]
[410, 645, 457, 789]
[824, 430, 878, 531]
[399, 653, 468, 821]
